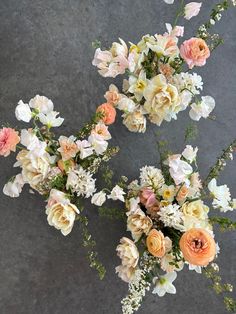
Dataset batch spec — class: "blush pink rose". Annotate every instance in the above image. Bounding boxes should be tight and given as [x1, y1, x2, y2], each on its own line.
[180, 37, 210, 69]
[139, 188, 159, 209]
[96, 103, 116, 125]
[0, 128, 20, 157]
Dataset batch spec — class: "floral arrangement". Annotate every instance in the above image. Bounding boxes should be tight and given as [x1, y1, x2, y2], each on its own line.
[92, 0, 236, 133]
[0, 94, 121, 279]
[111, 141, 236, 314]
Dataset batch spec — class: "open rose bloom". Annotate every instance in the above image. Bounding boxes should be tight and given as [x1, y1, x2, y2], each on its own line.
[105, 144, 236, 314]
[1, 95, 120, 279]
[92, 20, 214, 133]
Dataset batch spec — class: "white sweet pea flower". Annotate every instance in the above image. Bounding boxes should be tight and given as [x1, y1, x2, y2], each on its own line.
[152, 272, 177, 296]
[20, 129, 47, 157]
[165, 23, 184, 37]
[91, 191, 106, 206]
[188, 263, 202, 273]
[164, 0, 174, 3]
[15, 100, 32, 122]
[117, 96, 136, 113]
[29, 95, 54, 114]
[168, 155, 193, 185]
[108, 185, 125, 202]
[76, 140, 94, 159]
[182, 145, 198, 163]
[3, 174, 25, 198]
[38, 111, 64, 128]
[208, 178, 233, 212]
[189, 96, 215, 121]
[88, 134, 108, 155]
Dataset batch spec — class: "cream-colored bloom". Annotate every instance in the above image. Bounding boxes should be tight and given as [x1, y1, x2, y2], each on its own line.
[116, 265, 136, 283]
[91, 191, 106, 206]
[15, 150, 51, 189]
[127, 209, 153, 241]
[128, 70, 148, 101]
[29, 95, 54, 114]
[182, 200, 209, 220]
[123, 109, 146, 133]
[182, 145, 198, 163]
[116, 237, 139, 268]
[46, 202, 80, 236]
[3, 174, 25, 198]
[159, 184, 176, 202]
[15, 100, 32, 122]
[143, 74, 180, 126]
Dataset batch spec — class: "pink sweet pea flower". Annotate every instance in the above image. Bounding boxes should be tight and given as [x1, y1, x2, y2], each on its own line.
[184, 2, 202, 20]
[0, 128, 20, 157]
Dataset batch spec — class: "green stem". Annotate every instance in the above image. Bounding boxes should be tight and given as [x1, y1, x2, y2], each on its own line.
[173, 0, 185, 27]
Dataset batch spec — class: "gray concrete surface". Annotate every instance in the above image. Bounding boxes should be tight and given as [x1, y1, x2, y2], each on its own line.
[0, 0, 235, 313]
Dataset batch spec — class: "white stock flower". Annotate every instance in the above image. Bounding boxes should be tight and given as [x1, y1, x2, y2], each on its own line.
[108, 185, 125, 202]
[159, 204, 184, 230]
[76, 140, 94, 159]
[168, 156, 193, 185]
[66, 167, 96, 198]
[38, 111, 64, 128]
[208, 178, 233, 212]
[88, 134, 108, 155]
[3, 174, 25, 198]
[140, 166, 165, 190]
[46, 202, 79, 236]
[182, 145, 198, 163]
[91, 191, 106, 206]
[15, 100, 32, 122]
[152, 272, 177, 296]
[189, 96, 215, 121]
[29, 95, 54, 114]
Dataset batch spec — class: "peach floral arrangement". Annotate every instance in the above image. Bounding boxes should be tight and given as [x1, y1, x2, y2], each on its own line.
[107, 141, 236, 314]
[0, 95, 119, 279]
[92, 0, 236, 133]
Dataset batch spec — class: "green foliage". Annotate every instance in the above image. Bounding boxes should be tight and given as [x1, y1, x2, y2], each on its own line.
[101, 165, 114, 189]
[98, 206, 126, 220]
[92, 40, 101, 49]
[76, 112, 105, 139]
[50, 174, 67, 191]
[78, 215, 106, 280]
[185, 123, 198, 142]
[209, 217, 236, 231]
[141, 50, 158, 79]
[224, 297, 236, 313]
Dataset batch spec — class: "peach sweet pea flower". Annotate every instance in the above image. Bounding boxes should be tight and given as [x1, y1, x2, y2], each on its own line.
[180, 38, 210, 69]
[104, 84, 121, 106]
[146, 229, 169, 258]
[96, 103, 116, 125]
[0, 128, 20, 157]
[57, 136, 79, 161]
[179, 228, 216, 266]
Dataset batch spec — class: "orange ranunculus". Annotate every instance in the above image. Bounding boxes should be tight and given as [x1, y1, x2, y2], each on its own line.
[146, 229, 166, 258]
[180, 37, 210, 69]
[179, 228, 216, 266]
[96, 103, 116, 125]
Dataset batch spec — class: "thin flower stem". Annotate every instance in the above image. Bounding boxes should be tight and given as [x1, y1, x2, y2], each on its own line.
[173, 0, 185, 27]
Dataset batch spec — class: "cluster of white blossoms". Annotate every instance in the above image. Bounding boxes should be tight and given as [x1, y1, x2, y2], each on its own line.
[1, 95, 123, 237]
[114, 145, 235, 314]
[93, 12, 216, 133]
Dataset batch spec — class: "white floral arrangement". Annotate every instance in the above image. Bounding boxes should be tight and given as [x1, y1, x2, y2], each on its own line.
[92, 0, 236, 133]
[0, 95, 120, 279]
[105, 141, 236, 313]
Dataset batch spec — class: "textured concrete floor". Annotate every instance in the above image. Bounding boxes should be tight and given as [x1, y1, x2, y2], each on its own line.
[0, 0, 236, 313]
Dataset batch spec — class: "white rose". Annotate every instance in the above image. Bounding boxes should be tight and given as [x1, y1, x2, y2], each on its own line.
[189, 96, 215, 121]
[116, 237, 139, 268]
[46, 202, 80, 236]
[15, 100, 32, 122]
[108, 185, 125, 202]
[29, 95, 54, 114]
[127, 209, 153, 241]
[123, 110, 146, 133]
[182, 145, 198, 163]
[91, 191, 106, 206]
[3, 174, 25, 198]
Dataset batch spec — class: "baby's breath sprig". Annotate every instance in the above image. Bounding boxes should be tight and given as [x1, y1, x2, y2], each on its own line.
[209, 216, 236, 232]
[204, 139, 236, 187]
[197, 0, 236, 51]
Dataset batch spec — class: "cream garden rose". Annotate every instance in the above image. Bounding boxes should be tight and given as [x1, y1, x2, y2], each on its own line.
[143, 74, 180, 126]
[123, 109, 147, 133]
[46, 202, 80, 236]
[127, 209, 153, 241]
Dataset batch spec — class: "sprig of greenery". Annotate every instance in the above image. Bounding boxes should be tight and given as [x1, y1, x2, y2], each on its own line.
[98, 206, 126, 220]
[209, 216, 236, 231]
[197, 0, 236, 51]
[76, 112, 105, 139]
[184, 123, 198, 143]
[204, 139, 236, 187]
[78, 215, 106, 280]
